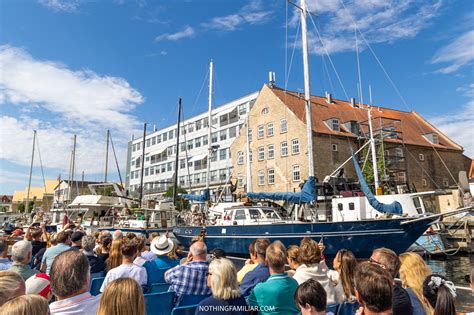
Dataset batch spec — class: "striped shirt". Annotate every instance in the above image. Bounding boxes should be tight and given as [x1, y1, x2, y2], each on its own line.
[165, 261, 211, 297]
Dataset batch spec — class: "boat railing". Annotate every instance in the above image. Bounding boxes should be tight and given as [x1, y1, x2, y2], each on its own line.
[99, 216, 115, 227]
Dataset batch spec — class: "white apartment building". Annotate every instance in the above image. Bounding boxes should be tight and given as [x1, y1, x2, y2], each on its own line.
[126, 92, 258, 201]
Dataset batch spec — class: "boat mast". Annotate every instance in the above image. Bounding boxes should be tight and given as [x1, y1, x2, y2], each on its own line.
[138, 123, 147, 208]
[68, 135, 77, 201]
[25, 130, 36, 213]
[245, 117, 252, 193]
[368, 86, 380, 193]
[205, 60, 213, 193]
[300, 0, 314, 177]
[105, 130, 110, 182]
[173, 98, 182, 207]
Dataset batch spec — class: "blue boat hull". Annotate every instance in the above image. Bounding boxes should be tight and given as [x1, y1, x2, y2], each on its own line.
[173, 217, 436, 258]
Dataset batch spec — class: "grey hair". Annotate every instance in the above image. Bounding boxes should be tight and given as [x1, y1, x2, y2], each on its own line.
[190, 241, 207, 257]
[112, 230, 123, 241]
[11, 241, 32, 263]
[51, 250, 90, 298]
[82, 235, 96, 252]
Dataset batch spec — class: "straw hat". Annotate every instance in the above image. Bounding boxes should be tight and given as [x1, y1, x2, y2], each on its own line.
[151, 235, 174, 255]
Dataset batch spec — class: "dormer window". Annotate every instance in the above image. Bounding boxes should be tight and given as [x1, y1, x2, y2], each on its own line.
[324, 118, 340, 132]
[423, 133, 439, 145]
[344, 121, 360, 135]
[261, 107, 269, 115]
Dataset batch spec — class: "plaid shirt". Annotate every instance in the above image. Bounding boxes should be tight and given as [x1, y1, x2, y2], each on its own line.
[165, 261, 211, 297]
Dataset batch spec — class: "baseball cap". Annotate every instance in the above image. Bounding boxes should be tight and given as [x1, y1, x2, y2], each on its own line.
[25, 273, 51, 298]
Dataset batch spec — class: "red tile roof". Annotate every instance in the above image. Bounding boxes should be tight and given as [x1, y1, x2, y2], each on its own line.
[270, 86, 463, 152]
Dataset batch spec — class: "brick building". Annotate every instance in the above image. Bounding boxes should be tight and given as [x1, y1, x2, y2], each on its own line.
[230, 84, 471, 195]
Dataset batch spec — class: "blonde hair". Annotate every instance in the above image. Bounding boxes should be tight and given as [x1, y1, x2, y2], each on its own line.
[106, 240, 123, 271]
[287, 245, 299, 262]
[2, 294, 49, 315]
[97, 278, 145, 315]
[400, 252, 431, 313]
[209, 258, 241, 300]
[0, 270, 25, 306]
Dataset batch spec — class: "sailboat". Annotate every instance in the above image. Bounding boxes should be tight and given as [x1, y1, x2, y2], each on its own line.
[173, 0, 455, 257]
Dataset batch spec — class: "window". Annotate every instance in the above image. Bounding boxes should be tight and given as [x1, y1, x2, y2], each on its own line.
[280, 119, 287, 133]
[258, 170, 265, 185]
[332, 144, 338, 152]
[332, 119, 340, 131]
[162, 133, 167, 141]
[229, 126, 237, 138]
[248, 128, 252, 142]
[195, 119, 202, 130]
[194, 173, 200, 184]
[249, 150, 253, 162]
[291, 139, 300, 154]
[220, 114, 229, 127]
[145, 168, 149, 176]
[187, 123, 194, 133]
[395, 148, 404, 158]
[201, 172, 207, 183]
[195, 137, 201, 148]
[211, 132, 218, 143]
[168, 130, 174, 140]
[179, 176, 185, 186]
[238, 103, 247, 116]
[237, 151, 244, 165]
[211, 170, 217, 182]
[258, 146, 265, 161]
[137, 142, 141, 150]
[257, 125, 264, 139]
[180, 159, 186, 169]
[157, 134, 162, 143]
[211, 151, 217, 162]
[219, 169, 226, 180]
[261, 107, 269, 115]
[292, 165, 301, 181]
[220, 130, 227, 141]
[423, 133, 439, 145]
[234, 210, 246, 220]
[443, 178, 449, 187]
[203, 135, 208, 146]
[419, 154, 425, 161]
[268, 168, 275, 184]
[180, 142, 186, 152]
[151, 137, 156, 145]
[150, 167, 155, 175]
[237, 175, 244, 188]
[396, 172, 406, 183]
[267, 123, 274, 137]
[146, 139, 150, 147]
[422, 179, 427, 186]
[167, 162, 173, 172]
[219, 149, 227, 160]
[281, 141, 288, 156]
[268, 144, 275, 159]
[187, 140, 193, 150]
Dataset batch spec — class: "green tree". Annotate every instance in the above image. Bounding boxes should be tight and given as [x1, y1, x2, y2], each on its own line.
[17, 201, 34, 212]
[164, 186, 189, 210]
[361, 141, 388, 192]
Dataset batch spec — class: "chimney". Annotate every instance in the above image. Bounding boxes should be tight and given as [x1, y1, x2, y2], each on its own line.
[325, 92, 333, 104]
[350, 98, 357, 107]
[268, 71, 276, 88]
[153, 124, 157, 132]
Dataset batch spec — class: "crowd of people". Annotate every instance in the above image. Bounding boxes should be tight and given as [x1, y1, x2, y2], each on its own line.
[0, 222, 469, 315]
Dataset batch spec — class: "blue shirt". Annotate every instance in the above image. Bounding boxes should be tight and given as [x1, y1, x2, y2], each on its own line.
[197, 296, 250, 315]
[247, 273, 299, 315]
[143, 256, 179, 285]
[0, 258, 12, 270]
[240, 263, 270, 297]
[41, 243, 71, 274]
[165, 261, 211, 297]
[406, 288, 426, 315]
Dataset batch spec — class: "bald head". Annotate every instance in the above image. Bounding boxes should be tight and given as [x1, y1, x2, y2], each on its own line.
[190, 241, 207, 260]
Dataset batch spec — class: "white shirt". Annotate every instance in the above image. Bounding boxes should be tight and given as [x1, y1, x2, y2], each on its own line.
[49, 292, 100, 315]
[293, 261, 344, 305]
[100, 263, 147, 292]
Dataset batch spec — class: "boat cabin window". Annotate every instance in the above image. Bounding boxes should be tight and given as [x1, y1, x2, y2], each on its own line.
[349, 202, 355, 210]
[337, 203, 343, 211]
[249, 209, 261, 220]
[234, 210, 246, 220]
[262, 209, 280, 219]
[413, 197, 423, 214]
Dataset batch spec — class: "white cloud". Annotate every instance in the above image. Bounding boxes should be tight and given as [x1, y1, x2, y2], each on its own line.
[0, 45, 143, 131]
[292, 0, 442, 55]
[0, 46, 144, 186]
[430, 30, 474, 74]
[155, 26, 195, 42]
[428, 84, 474, 158]
[38, 0, 81, 12]
[202, 0, 273, 31]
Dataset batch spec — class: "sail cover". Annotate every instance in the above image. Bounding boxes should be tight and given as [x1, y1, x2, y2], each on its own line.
[246, 176, 317, 204]
[180, 188, 210, 202]
[352, 153, 403, 215]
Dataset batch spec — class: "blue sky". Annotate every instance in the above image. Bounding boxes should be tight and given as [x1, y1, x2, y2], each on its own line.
[0, 0, 473, 194]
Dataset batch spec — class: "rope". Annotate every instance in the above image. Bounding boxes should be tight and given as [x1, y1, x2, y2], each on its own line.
[109, 133, 124, 187]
